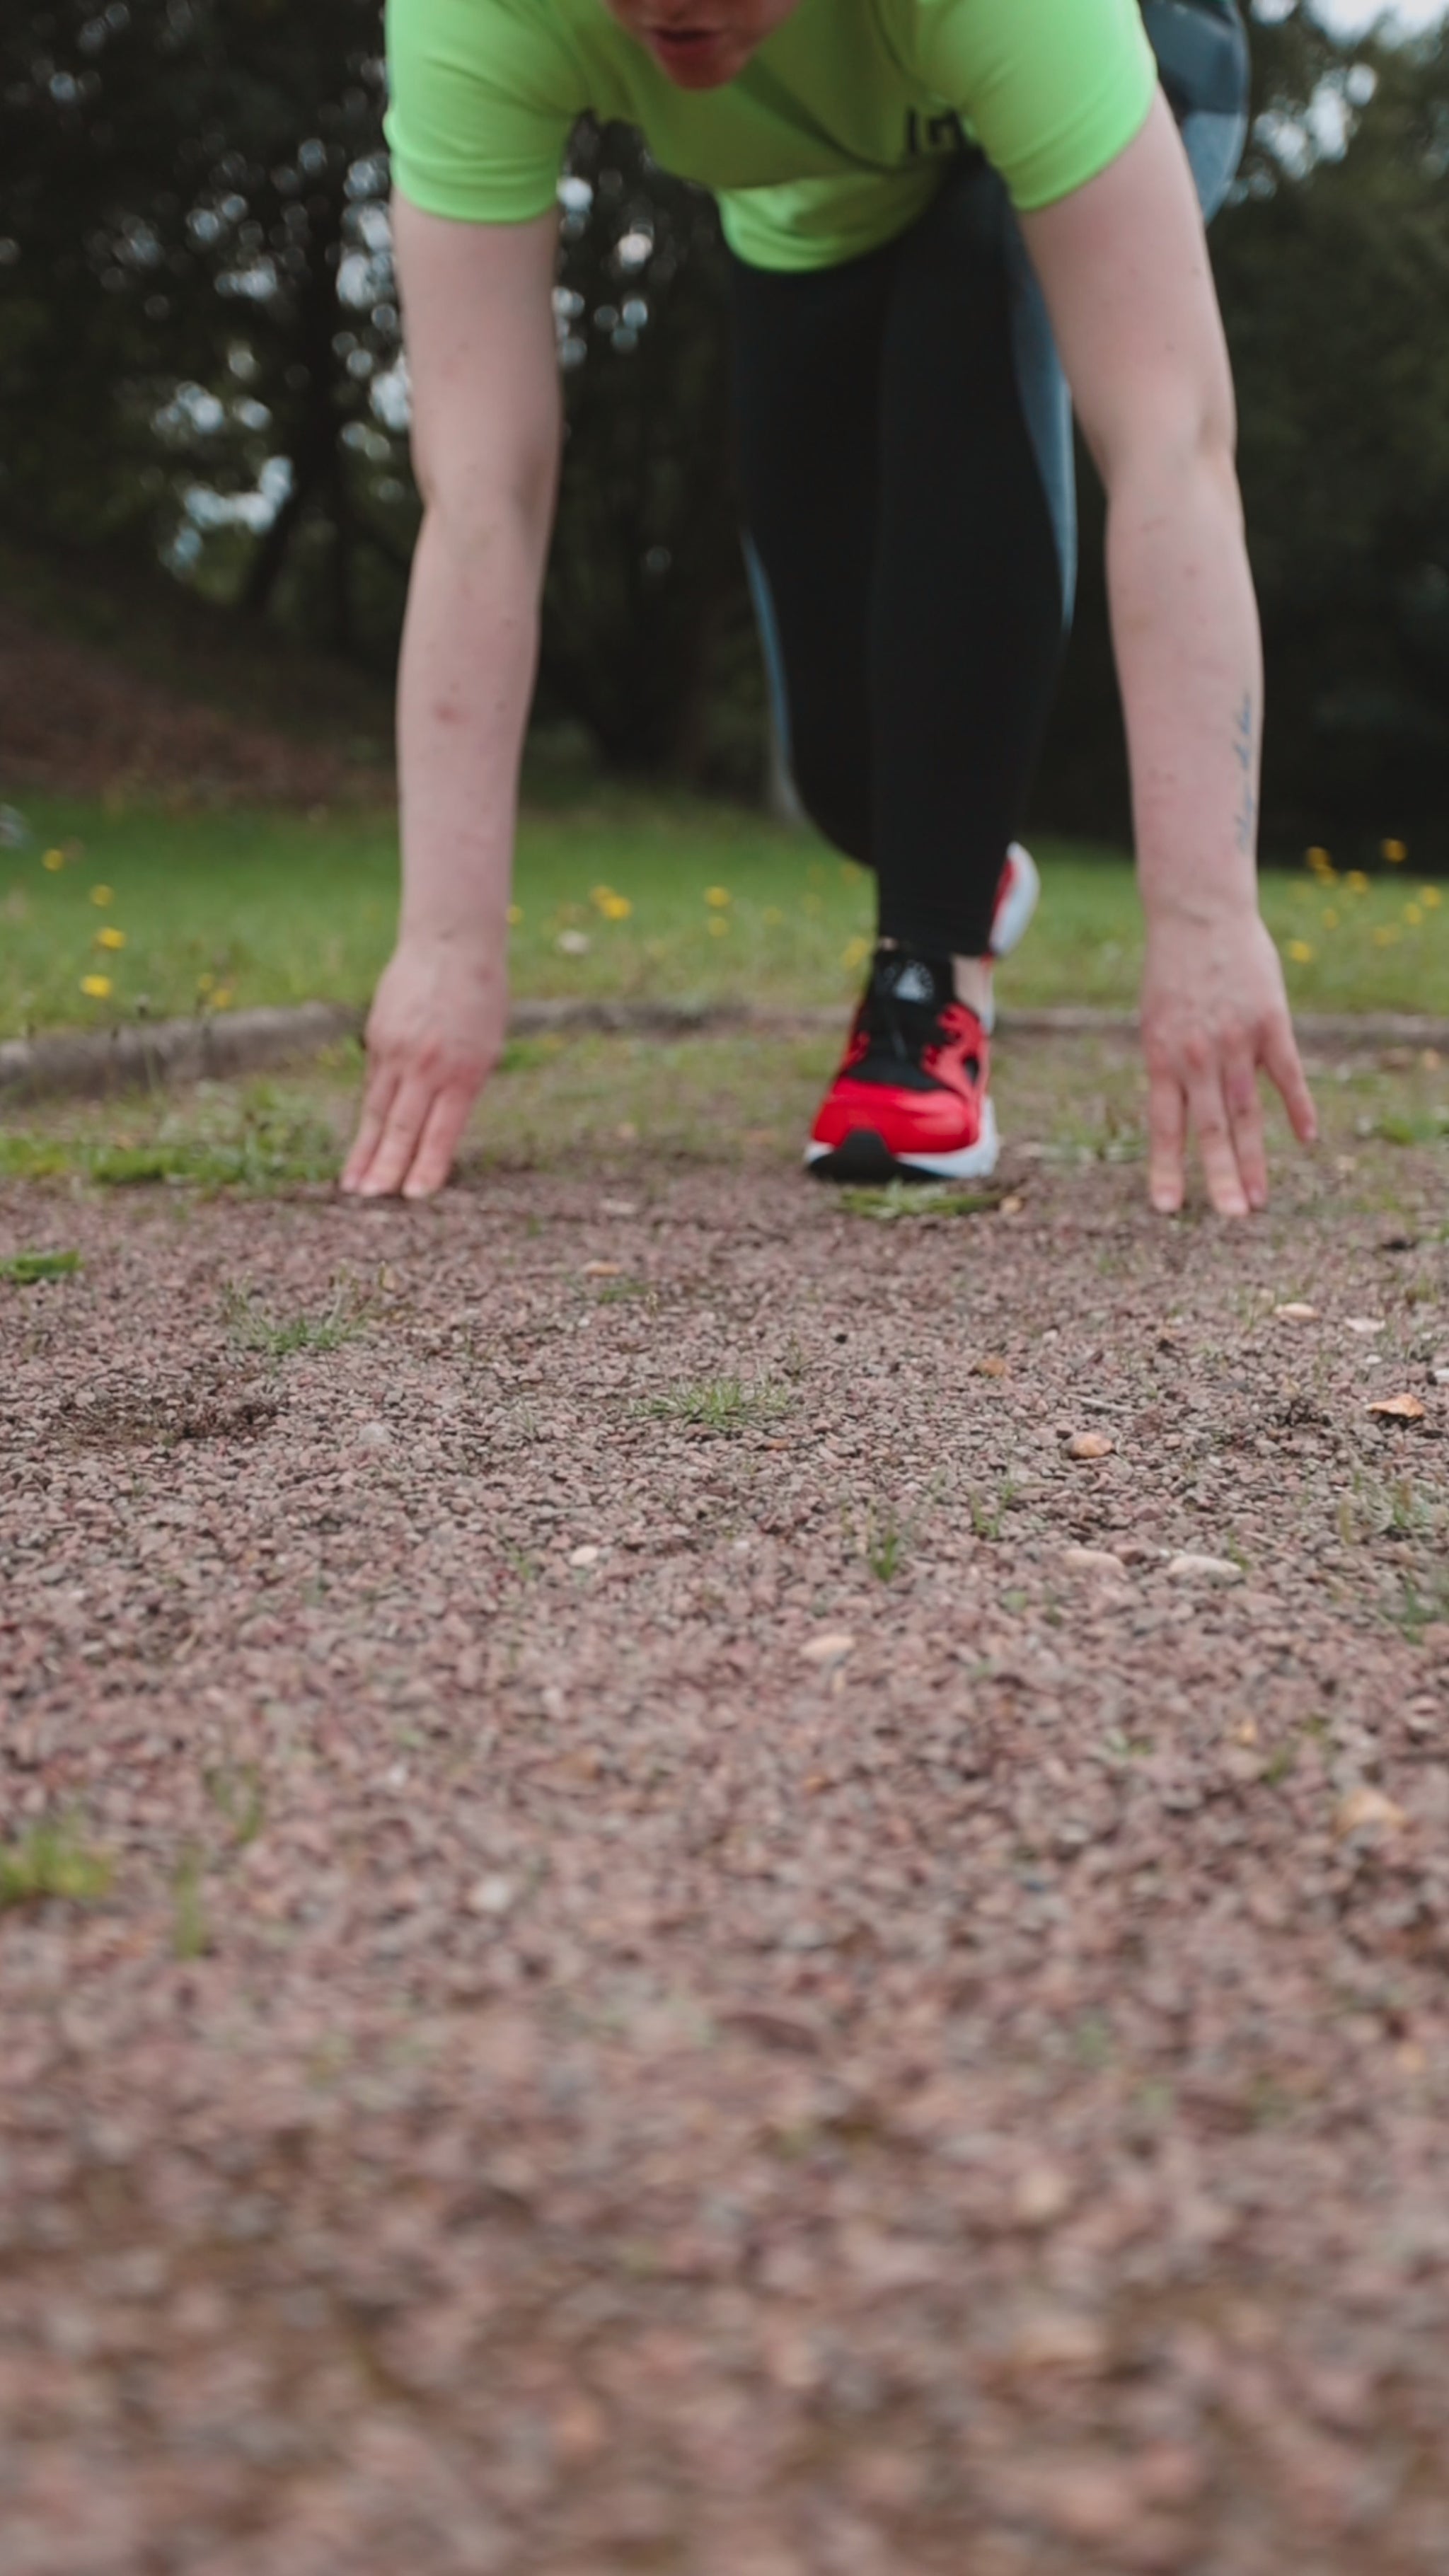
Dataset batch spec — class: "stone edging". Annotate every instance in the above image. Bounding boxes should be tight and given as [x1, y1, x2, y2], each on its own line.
[2, 997, 1446, 1108]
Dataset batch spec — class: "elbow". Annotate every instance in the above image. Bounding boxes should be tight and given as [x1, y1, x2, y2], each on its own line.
[410, 432, 560, 558]
[1087, 376, 1239, 515]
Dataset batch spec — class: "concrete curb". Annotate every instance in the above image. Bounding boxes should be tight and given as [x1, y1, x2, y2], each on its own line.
[2, 997, 1446, 1109]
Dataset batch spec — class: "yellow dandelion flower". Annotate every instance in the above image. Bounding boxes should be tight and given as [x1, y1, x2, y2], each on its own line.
[212, 986, 234, 1010]
[589, 884, 616, 912]
[196, 971, 216, 995]
[1421, 886, 1442, 911]
[708, 914, 729, 937]
[507, 903, 524, 926]
[1305, 845, 1334, 879]
[1286, 939, 1314, 965]
[601, 893, 633, 921]
[1373, 925, 1400, 947]
[1381, 838, 1408, 864]
[763, 906, 783, 926]
[90, 884, 115, 907]
[42, 848, 65, 872]
[1404, 903, 1424, 928]
[842, 934, 871, 970]
[705, 885, 731, 909]
[80, 974, 113, 999]
[95, 926, 126, 951]
[1321, 908, 1339, 930]
[1344, 871, 1369, 895]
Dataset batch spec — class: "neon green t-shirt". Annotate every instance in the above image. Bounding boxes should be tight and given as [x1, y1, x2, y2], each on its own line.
[383, 0, 1159, 272]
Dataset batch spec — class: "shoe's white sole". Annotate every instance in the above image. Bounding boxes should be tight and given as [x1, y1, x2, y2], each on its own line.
[805, 1099, 999, 1182]
[991, 843, 1040, 961]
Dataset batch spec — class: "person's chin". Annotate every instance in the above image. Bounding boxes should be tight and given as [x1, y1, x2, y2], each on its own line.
[647, 31, 746, 86]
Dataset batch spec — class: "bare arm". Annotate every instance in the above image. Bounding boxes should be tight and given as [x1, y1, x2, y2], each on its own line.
[342, 198, 561, 1199]
[1021, 93, 1315, 1216]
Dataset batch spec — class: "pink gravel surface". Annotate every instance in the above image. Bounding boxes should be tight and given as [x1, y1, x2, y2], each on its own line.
[2, 1032, 1448, 2576]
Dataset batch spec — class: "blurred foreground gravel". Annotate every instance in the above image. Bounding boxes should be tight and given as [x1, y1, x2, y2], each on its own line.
[2, 1034, 1448, 2576]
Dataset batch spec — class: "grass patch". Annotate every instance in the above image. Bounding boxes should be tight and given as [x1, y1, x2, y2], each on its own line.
[0, 1085, 340, 1193]
[838, 1180, 1005, 1220]
[221, 1276, 371, 1358]
[0, 1820, 112, 1909]
[641, 1374, 792, 1435]
[3, 787, 1446, 1041]
[0, 1247, 81, 1283]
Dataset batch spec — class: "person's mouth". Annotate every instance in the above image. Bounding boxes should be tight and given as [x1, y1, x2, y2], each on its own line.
[644, 22, 734, 80]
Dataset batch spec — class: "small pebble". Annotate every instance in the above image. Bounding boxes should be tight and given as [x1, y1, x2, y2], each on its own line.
[801, 1631, 855, 1668]
[466, 1874, 517, 1917]
[1274, 1303, 1319, 1323]
[1344, 1317, 1385, 1336]
[354, 1420, 393, 1451]
[569, 1544, 602, 1568]
[1165, 1554, 1243, 1586]
[1061, 1546, 1127, 1576]
[1012, 2163, 1075, 2228]
[1066, 1431, 1114, 1461]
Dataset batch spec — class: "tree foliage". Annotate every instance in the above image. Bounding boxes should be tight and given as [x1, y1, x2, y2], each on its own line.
[2, 1, 1448, 846]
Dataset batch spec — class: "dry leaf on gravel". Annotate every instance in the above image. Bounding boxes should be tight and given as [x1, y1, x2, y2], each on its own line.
[1274, 1302, 1320, 1323]
[1334, 1786, 1409, 1840]
[1345, 1317, 1386, 1336]
[1061, 1546, 1127, 1576]
[582, 1261, 623, 1278]
[1166, 1554, 1244, 1586]
[1367, 1393, 1426, 1421]
[1066, 1431, 1114, 1460]
[974, 1354, 1009, 1378]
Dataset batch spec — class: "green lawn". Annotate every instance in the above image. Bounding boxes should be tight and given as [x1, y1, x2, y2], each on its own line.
[1, 785, 1445, 1039]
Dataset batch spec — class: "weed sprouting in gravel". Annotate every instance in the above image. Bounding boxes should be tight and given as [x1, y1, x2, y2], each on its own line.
[204, 1763, 266, 1847]
[0, 1820, 111, 1910]
[171, 1848, 210, 1960]
[221, 1276, 371, 1359]
[642, 1375, 792, 1434]
[969, 1479, 1020, 1541]
[0, 1248, 81, 1285]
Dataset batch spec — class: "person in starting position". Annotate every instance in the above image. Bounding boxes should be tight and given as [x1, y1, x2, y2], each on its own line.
[342, 0, 1317, 1213]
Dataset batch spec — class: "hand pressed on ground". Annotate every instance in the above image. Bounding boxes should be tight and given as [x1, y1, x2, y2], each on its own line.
[340, 937, 506, 1201]
[1141, 906, 1317, 1218]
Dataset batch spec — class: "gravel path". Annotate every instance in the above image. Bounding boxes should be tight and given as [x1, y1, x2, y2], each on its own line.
[2, 1034, 1448, 2575]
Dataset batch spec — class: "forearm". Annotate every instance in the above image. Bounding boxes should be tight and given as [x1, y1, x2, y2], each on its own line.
[396, 500, 548, 949]
[1105, 439, 1262, 921]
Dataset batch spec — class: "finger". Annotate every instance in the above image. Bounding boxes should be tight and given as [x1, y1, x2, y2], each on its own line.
[1186, 1067, 1250, 1219]
[340, 1061, 400, 1193]
[1223, 1049, 1268, 1213]
[400, 1085, 474, 1200]
[1146, 1068, 1187, 1215]
[353, 1078, 439, 1199]
[1261, 1014, 1319, 1147]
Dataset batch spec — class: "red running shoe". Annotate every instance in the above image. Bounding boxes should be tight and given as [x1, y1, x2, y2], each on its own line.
[804, 845, 1037, 1184]
[806, 947, 996, 1182]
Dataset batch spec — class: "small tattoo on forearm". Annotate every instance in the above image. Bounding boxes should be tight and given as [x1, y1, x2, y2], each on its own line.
[1232, 691, 1257, 857]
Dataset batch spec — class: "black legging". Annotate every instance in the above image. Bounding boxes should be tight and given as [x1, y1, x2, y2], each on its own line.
[731, 153, 1075, 960]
